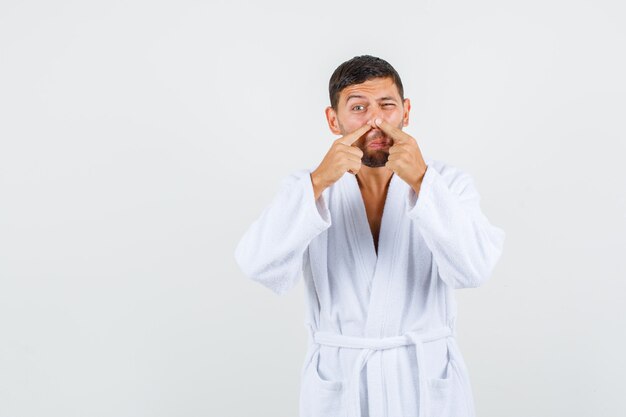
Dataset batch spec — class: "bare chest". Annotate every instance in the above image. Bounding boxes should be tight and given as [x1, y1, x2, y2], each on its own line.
[361, 192, 387, 255]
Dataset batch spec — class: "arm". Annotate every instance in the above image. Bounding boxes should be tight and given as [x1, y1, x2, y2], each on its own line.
[234, 169, 332, 295]
[405, 162, 506, 289]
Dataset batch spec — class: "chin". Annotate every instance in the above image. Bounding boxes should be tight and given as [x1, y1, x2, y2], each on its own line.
[362, 155, 389, 168]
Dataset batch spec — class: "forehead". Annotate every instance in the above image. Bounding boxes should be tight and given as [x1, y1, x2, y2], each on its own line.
[340, 77, 400, 102]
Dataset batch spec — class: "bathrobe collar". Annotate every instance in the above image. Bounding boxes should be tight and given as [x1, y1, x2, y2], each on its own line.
[339, 171, 405, 338]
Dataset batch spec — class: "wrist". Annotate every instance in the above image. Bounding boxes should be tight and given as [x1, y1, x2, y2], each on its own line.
[411, 180, 423, 195]
[311, 170, 329, 199]
[411, 167, 427, 195]
[311, 170, 329, 188]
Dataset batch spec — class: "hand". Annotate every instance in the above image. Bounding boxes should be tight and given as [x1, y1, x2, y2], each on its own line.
[311, 123, 372, 197]
[371, 118, 427, 192]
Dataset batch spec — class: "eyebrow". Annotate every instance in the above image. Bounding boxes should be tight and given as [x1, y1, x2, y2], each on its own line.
[345, 94, 398, 103]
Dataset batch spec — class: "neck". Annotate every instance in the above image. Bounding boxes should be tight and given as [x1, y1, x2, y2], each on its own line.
[355, 166, 394, 195]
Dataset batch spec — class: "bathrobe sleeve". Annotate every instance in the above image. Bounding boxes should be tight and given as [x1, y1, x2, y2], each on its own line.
[234, 169, 332, 295]
[405, 162, 506, 289]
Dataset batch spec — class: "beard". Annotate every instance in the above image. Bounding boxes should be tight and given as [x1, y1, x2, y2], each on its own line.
[339, 120, 404, 168]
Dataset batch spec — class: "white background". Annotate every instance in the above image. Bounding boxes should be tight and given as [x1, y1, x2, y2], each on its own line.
[1, 1, 625, 416]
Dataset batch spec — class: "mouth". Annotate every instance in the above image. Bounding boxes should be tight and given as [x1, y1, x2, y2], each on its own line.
[367, 141, 389, 149]
[367, 132, 390, 145]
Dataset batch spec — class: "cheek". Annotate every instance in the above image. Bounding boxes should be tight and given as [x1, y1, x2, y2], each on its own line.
[390, 114, 404, 128]
[344, 115, 368, 130]
[389, 110, 403, 121]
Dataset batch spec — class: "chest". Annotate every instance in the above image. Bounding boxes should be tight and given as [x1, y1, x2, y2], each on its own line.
[361, 192, 387, 254]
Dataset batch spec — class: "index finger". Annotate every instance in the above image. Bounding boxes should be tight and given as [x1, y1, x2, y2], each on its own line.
[337, 123, 373, 146]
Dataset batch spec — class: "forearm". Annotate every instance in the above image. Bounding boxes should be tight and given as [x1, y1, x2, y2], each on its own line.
[406, 166, 505, 288]
[234, 169, 332, 294]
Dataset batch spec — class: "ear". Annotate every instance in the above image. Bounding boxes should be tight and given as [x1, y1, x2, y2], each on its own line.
[325, 106, 342, 135]
[402, 98, 411, 127]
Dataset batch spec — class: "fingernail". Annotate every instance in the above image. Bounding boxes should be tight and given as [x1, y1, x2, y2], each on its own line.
[375, 118, 382, 125]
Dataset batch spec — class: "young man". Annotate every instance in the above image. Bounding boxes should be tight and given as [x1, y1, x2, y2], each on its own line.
[234, 55, 505, 417]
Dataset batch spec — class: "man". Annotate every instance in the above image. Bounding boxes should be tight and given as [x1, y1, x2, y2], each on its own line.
[234, 55, 505, 417]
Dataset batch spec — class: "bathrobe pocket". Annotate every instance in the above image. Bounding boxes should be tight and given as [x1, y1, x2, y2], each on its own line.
[426, 357, 454, 416]
[426, 355, 472, 417]
[300, 347, 345, 417]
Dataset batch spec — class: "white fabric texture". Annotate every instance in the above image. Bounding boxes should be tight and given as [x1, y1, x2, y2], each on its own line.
[234, 157, 506, 417]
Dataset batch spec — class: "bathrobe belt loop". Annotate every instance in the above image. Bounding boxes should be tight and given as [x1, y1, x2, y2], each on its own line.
[313, 326, 454, 417]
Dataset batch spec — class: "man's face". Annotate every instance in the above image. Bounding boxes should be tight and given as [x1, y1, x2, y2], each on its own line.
[326, 76, 410, 168]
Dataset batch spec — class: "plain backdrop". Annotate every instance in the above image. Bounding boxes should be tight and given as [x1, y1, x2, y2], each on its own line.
[1, 1, 625, 416]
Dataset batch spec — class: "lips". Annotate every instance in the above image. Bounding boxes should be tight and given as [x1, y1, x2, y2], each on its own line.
[367, 131, 388, 144]
[368, 141, 389, 149]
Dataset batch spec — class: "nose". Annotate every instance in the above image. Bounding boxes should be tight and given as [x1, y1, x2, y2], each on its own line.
[366, 117, 380, 130]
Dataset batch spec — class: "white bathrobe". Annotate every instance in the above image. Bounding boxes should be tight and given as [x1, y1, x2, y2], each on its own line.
[234, 157, 505, 417]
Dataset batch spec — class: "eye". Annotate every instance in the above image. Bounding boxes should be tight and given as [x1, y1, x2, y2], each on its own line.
[352, 105, 365, 111]
[383, 103, 395, 107]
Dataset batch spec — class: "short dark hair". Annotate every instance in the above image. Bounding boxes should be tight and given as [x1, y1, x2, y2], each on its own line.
[328, 55, 404, 111]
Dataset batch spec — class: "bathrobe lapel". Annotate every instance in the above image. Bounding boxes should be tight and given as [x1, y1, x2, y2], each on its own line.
[340, 172, 404, 338]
